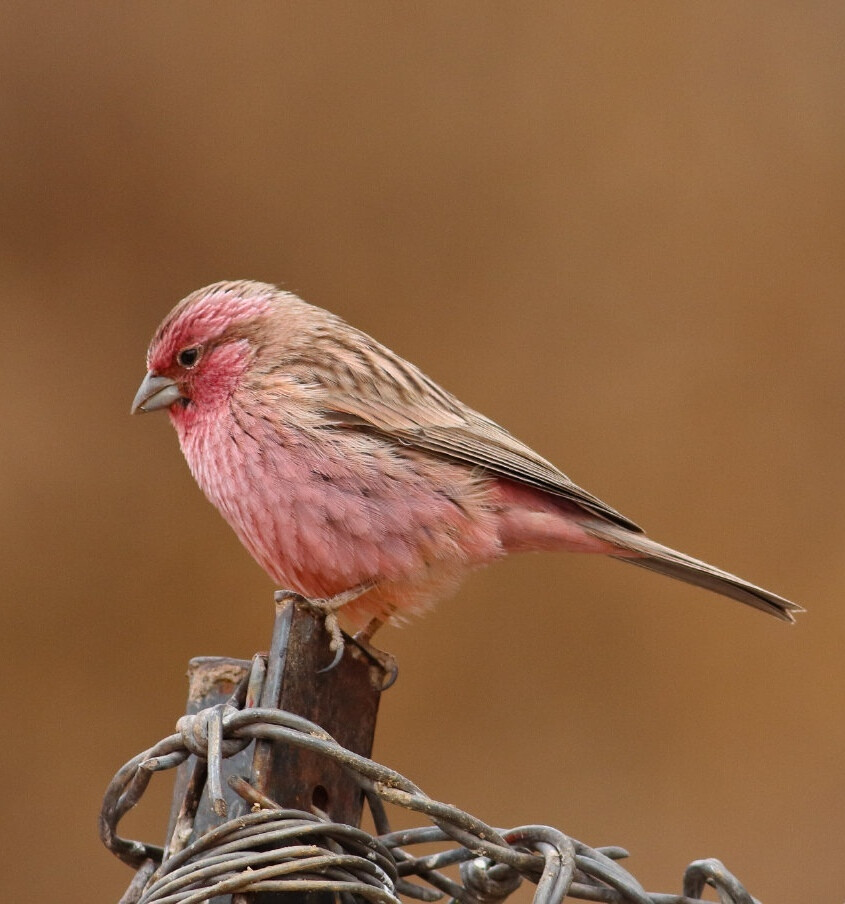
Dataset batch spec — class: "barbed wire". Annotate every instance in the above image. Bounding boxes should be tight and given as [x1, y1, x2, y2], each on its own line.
[101, 676, 761, 904]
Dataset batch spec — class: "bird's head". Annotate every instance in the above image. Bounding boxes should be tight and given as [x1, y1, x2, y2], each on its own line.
[131, 281, 278, 420]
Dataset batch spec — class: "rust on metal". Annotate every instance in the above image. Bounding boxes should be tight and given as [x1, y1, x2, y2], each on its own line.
[186, 657, 251, 701]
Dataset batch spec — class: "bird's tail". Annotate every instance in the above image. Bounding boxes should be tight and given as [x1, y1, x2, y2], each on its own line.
[583, 522, 803, 622]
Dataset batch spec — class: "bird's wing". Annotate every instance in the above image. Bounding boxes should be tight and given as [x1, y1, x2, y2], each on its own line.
[308, 346, 642, 532]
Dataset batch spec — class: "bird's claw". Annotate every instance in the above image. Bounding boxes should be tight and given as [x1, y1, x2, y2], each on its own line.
[297, 594, 350, 674]
[317, 610, 346, 674]
[350, 632, 399, 690]
[317, 640, 345, 674]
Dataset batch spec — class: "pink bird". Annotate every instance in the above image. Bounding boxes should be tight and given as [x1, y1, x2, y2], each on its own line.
[132, 280, 801, 641]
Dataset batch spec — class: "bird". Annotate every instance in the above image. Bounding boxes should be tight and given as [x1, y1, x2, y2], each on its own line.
[132, 279, 801, 642]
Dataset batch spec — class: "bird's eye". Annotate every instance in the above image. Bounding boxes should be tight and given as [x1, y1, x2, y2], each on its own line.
[177, 346, 201, 369]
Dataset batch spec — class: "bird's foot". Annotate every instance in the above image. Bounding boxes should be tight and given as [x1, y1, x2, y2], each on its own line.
[292, 587, 369, 674]
[275, 588, 395, 684]
[351, 624, 399, 690]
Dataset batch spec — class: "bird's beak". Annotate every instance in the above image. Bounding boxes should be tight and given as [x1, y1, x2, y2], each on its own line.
[131, 372, 184, 414]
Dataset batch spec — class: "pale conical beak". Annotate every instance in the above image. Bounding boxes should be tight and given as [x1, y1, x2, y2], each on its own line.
[131, 372, 184, 414]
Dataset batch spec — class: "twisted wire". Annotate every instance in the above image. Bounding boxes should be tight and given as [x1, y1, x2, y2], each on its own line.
[101, 701, 761, 904]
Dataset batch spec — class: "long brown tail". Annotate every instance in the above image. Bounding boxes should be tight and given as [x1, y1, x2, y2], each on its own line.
[584, 523, 803, 622]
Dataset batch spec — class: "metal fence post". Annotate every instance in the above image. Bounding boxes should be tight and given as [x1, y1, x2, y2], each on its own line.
[163, 595, 392, 903]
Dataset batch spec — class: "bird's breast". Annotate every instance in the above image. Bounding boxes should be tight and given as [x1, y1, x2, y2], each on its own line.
[172, 398, 506, 597]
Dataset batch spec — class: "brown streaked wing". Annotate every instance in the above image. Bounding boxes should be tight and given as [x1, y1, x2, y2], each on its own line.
[308, 343, 642, 533]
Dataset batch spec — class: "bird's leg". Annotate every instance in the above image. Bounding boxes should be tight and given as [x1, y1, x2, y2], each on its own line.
[351, 610, 399, 689]
[354, 617, 384, 645]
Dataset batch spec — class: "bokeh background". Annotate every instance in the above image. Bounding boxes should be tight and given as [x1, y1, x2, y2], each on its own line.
[2, 4, 843, 902]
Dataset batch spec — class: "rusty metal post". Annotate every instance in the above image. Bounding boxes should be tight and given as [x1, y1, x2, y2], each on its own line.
[164, 594, 392, 903]
[164, 656, 252, 847]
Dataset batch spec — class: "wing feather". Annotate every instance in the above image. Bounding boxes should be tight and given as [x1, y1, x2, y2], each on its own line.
[302, 337, 642, 532]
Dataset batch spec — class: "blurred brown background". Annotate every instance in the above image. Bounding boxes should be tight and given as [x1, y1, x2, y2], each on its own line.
[2, 4, 843, 902]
